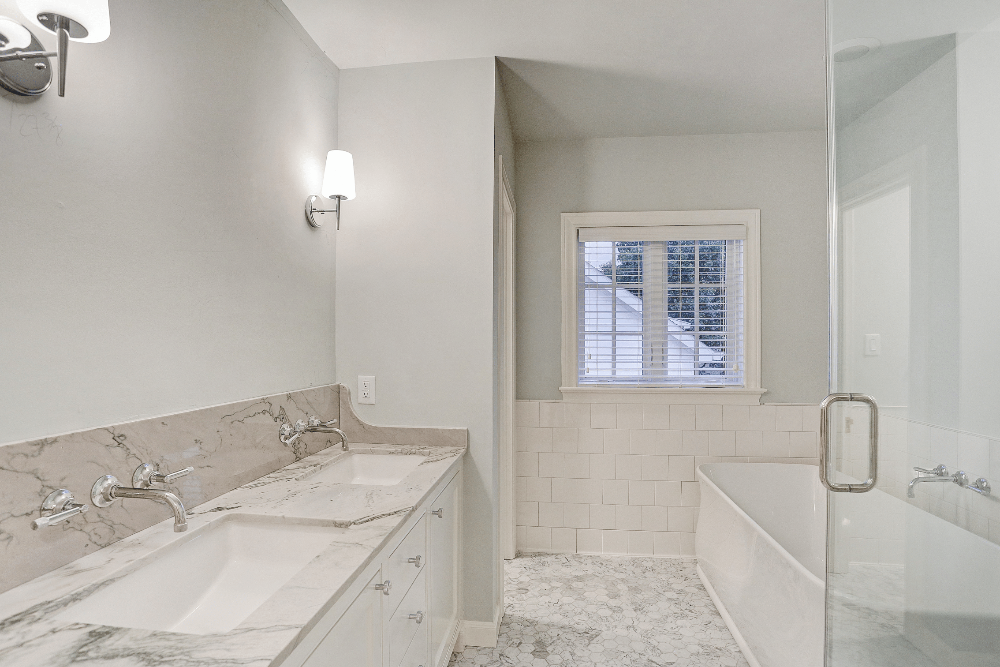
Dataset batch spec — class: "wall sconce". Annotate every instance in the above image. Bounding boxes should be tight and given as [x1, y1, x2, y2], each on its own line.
[306, 150, 356, 230]
[0, 0, 110, 98]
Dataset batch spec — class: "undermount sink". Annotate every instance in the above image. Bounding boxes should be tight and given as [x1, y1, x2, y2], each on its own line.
[58, 515, 345, 635]
[304, 453, 425, 486]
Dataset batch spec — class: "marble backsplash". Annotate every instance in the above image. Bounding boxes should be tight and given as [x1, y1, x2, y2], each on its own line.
[0, 385, 343, 594]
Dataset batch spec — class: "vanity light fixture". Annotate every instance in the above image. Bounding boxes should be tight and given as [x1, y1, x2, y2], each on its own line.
[0, 0, 112, 97]
[306, 150, 356, 230]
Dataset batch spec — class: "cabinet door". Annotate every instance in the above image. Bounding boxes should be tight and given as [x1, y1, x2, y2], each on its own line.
[428, 471, 460, 667]
[302, 570, 383, 667]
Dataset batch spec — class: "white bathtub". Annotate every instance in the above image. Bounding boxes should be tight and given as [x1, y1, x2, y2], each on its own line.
[696, 463, 826, 667]
[697, 462, 1000, 667]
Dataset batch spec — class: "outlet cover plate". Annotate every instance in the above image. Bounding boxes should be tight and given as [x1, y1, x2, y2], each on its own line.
[358, 376, 375, 405]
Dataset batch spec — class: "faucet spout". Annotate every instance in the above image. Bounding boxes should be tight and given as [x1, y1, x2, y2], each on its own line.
[112, 487, 187, 532]
[907, 475, 955, 498]
[907, 464, 967, 498]
[323, 427, 349, 451]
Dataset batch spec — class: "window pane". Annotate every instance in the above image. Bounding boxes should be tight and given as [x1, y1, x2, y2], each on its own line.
[579, 236, 744, 387]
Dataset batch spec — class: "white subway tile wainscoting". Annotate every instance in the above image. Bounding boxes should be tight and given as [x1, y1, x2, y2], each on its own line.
[515, 400, 821, 556]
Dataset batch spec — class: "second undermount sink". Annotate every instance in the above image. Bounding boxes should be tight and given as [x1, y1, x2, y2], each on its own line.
[58, 514, 346, 635]
[304, 453, 425, 486]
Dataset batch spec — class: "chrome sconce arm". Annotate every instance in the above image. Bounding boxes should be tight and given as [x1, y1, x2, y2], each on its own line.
[305, 195, 346, 230]
[0, 48, 55, 62]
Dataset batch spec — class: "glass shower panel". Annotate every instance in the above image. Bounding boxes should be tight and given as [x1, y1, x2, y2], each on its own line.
[826, 1, 1000, 665]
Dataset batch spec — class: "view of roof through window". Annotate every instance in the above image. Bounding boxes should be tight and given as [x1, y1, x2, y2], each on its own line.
[578, 239, 745, 386]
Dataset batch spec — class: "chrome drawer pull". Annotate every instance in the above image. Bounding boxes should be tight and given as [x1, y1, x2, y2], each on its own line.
[431, 508, 443, 518]
[408, 611, 424, 624]
[407, 555, 422, 568]
[374, 580, 391, 595]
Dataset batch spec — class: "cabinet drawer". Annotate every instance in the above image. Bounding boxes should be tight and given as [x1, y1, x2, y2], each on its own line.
[398, 613, 428, 667]
[387, 568, 427, 667]
[385, 514, 426, 615]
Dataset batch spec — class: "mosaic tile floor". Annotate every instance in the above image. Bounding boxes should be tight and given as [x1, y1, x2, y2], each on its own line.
[449, 554, 749, 667]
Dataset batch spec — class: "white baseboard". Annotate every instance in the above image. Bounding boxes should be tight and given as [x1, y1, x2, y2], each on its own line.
[455, 605, 503, 649]
[696, 564, 761, 667]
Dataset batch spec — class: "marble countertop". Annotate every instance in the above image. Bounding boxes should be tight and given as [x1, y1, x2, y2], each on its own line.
[0, 442, 465, 666]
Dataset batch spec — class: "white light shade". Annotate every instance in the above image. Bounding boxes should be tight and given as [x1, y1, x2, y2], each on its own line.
[17, 0, 110, 43]
[322, 150, 355, 200]
[0, 16, 32, 50]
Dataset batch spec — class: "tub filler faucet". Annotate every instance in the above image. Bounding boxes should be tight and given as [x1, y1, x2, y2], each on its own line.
[907, 464, 990, 498]
[90, 463, 193, 532]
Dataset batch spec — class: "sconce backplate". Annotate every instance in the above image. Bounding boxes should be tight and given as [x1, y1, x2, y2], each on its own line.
[0, 32, 52, 97]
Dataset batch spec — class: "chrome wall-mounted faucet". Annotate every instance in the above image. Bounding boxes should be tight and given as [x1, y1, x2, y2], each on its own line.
[279, 416, 349, 451]
[90, 464, 192, 532]
[907, 464, 991, 498]
[31, 489, 88, 530]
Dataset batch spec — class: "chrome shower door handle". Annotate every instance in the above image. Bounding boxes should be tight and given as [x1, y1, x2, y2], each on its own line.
[820, 393, 879, 493]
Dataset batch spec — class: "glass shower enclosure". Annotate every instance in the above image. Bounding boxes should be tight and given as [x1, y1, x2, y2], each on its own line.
[825, 1, 1000, 665]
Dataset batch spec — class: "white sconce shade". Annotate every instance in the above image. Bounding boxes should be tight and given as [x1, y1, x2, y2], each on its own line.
[17, 0, 111, 42]
[0, 16, 32, 49]
[322, 150, 356, 201]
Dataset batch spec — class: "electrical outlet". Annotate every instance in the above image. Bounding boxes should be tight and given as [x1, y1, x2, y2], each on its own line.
[864, 333, 881, 356]
[358, 376, 376, 405]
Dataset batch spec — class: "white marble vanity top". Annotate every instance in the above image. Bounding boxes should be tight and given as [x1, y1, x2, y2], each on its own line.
[0, 442, 465, 666]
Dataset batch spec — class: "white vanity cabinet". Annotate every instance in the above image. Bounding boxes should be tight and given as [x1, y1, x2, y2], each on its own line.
[299, 569, 384, 667]
[283, 468, 462, 667]
[428, 472, 460, 667]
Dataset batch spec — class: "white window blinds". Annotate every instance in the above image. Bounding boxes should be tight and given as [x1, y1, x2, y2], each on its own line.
[578, 228, 745, 387]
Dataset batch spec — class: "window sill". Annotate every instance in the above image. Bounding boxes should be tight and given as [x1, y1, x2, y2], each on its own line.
[559, 386, 767, 405]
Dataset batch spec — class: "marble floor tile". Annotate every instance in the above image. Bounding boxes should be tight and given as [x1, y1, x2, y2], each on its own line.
[449, 554, 749, 667]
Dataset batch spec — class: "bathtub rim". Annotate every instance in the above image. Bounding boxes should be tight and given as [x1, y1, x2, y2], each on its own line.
[697, 462, 826, 589]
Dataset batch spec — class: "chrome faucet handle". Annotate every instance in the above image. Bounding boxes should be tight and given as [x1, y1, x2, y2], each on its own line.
[913, 464, 948, 476]
[31, 489, 88, 530]
[970, 478, 991, 496]
[91, 475, 120, 507]
[953, 470, 970, 487]
[307, 416, 338, 428]
[294, 419, 308, 433]
[132, 463, 193, 489]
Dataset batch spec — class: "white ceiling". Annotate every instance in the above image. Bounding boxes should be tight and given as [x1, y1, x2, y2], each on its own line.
[282, 0, 828, 141]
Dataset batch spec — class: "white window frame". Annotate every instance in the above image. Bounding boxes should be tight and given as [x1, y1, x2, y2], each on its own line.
[561, 210, 764, 404]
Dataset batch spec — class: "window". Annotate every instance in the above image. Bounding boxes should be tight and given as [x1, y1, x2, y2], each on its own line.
[561, 211, 761, 395]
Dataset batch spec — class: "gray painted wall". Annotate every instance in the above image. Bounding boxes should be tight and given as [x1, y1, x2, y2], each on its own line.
[514, 131, 829, 404]
[336, 58, 499, 624]
[837, 50, 959, 428]
[0, 0, 340, 446]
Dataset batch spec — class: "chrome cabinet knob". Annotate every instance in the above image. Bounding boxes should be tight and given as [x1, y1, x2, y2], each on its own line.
[407, 555, 422, 568]
[374, 580, 391, 595]
[408, 611, 424, 624]
[431, 508, 444, 518]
